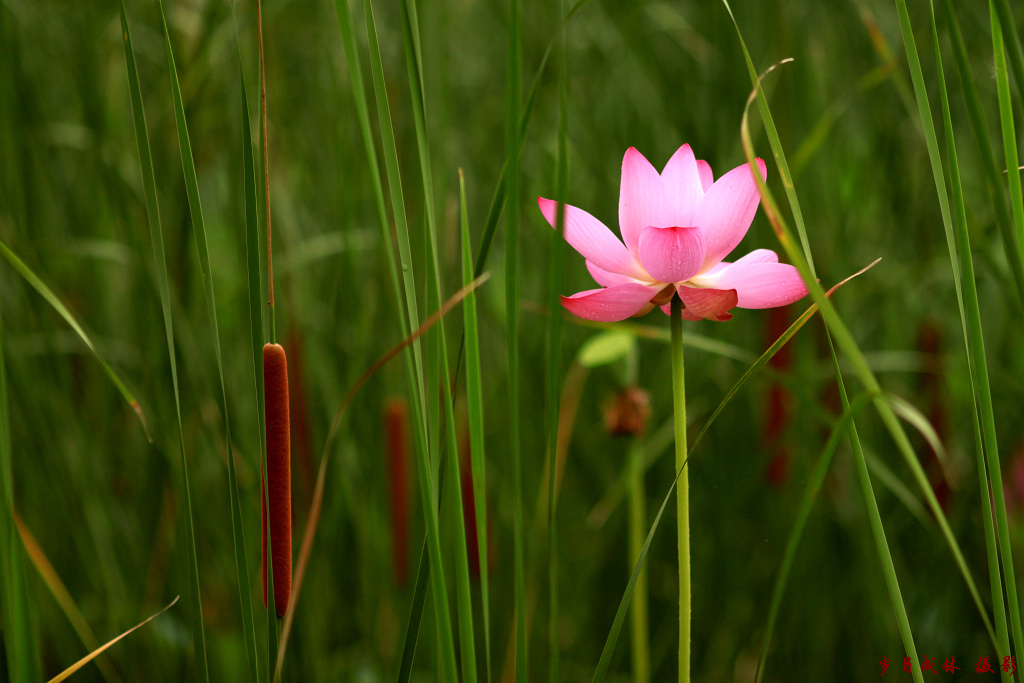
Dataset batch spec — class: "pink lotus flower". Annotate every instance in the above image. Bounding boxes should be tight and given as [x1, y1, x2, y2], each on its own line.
[538, 145, 809, 322]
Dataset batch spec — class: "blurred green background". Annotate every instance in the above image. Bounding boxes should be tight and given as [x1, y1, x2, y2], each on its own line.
[1, 0, 1023, 680]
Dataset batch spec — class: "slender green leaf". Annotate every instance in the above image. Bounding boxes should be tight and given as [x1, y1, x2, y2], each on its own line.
[506, 0, 527, 679]
[157, 3, 259, 679]
[546, 3, 570, 678]
[991, 0, 1024, 118]
[942, 0, 1024, 312]
[736, 54, 997, 653]
[691, 260, 879, 454]
[397, 2, 477, 678]
[0, 239, 149, 440]
[118, 6, 209, 679]
[991, 4, 1024, 277]
[900, 0, 1014, 667]
[363, 2, 457, 678]
[461, 171, 492, 682]
[0, 303, 38, 683]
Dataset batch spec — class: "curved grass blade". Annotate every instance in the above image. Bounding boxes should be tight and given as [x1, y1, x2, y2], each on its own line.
[45, 597, 178, 683]
[0, 239, 149, 440]
[15, 512, 120, 683]
[690, 259, 879, 454]
[157, 3, 259, 678]
[118, 5, 209, 678]
[737, 58, 997, 653]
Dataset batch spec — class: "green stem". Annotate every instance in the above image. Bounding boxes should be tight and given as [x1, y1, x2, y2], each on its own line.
[628, 438, 650, 683]
[670, 296, 689, 683]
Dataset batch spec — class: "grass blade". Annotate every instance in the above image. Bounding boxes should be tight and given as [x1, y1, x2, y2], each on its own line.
[274, 274, 490, 678]
[45, 597, 179, 683]
[157, 3, 259, 679]
[15, 511, 120, 683]
[715, 22, 928, 673]
[0, 304, 38, 683]
[397, 2, 478, 677]
[0, 239, 149, 439]
[118, 4, 209, 679]
[896, 0, 1015, 667]
[691, 260, 879, 454]
[545, 2, 570, 678]
[472, 0, 594, 279]
[461, 171, 492, 681]
[505, 0, 528, 679]
[361, 1, 457, 678]
[991, 0, 1024, 118]
[991, 4, 1024, 281]
[238, 41, 275, 683]
[737, 58, 997, 653]
[942, 0, 1024, 312]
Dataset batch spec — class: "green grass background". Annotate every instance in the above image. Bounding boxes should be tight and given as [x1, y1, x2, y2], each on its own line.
[1, 0, 1023, 680]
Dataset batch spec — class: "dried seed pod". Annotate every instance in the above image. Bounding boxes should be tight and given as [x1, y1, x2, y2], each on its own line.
[603, 386, 652, 437]
[262, 342, 292, 617]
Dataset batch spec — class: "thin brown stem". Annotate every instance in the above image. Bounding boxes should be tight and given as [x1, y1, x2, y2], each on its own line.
[257, 0, 273, 314]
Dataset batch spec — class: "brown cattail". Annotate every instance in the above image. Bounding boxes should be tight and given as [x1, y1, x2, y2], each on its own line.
[384, 397, 410, 587]
[262, 342, 292, 617]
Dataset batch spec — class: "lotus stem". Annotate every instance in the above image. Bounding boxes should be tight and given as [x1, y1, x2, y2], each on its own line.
[670, 296, 690, 683]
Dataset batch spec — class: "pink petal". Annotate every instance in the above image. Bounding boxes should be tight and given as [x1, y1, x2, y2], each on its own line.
[660, 144, 704, 226]
[637, 225, 706, 284]
[696, 158, 767, 271]
[697, 249, 778, 278]
[696, 160, 713, 192]
[538, 197, 647, 279]
[561, 283, 662, 322]
[697, 262, 808, 309]
[619, 147, 672, 256]
[731, 248, 779, 266]
[677, 286, 738, 321]
[586, 260, 648, 288]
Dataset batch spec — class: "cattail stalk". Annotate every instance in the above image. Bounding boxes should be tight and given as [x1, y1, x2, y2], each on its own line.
[262, 342, 291, 617]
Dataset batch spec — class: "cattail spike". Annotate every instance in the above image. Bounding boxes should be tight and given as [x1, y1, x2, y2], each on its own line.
[262, 342, 292, 617]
